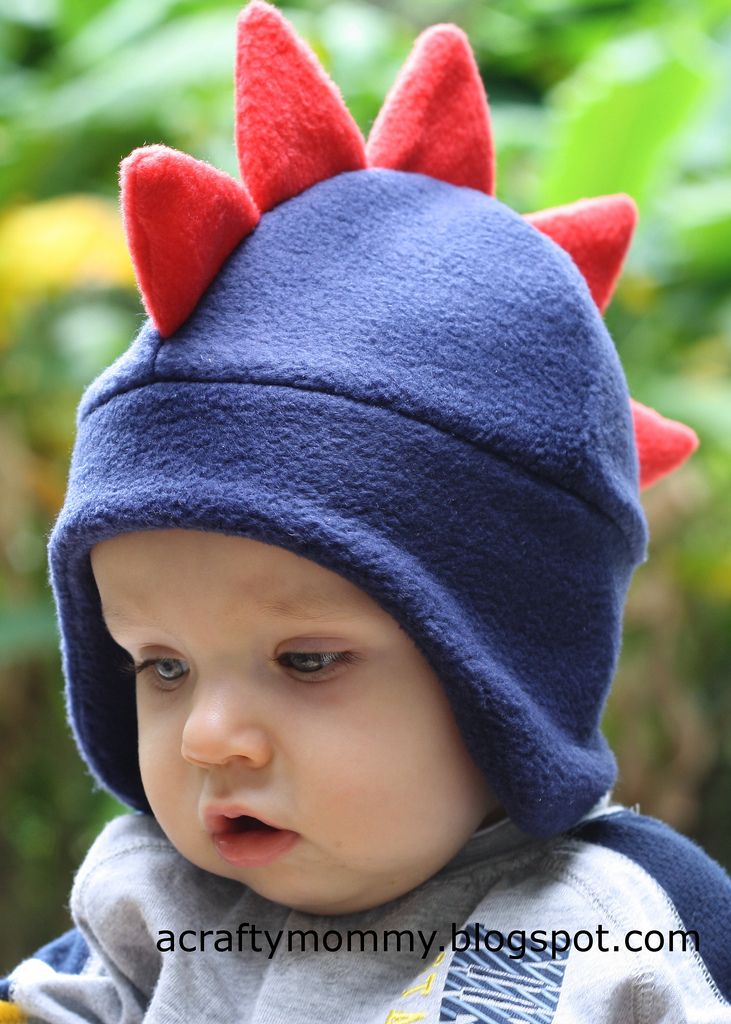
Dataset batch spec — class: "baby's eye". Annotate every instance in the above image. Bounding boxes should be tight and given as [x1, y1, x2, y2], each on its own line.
[135, 657, 189, 689]
[277, 650, 358, 679]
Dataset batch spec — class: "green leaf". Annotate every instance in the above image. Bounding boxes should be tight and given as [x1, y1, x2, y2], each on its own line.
[55, 0, 183, 70]
[27, 9, 240, 130]
[637, 376, 731, 448]
[55, 0, 118, 46]
[661, 179, 731, 279]
[0, 0, 55, 29]
[539, 27, 716, 207]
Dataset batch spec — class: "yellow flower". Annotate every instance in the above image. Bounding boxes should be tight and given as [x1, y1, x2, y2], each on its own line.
[0, 194, 135, 335]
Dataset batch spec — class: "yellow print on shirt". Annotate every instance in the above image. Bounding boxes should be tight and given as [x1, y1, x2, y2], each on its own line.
[383, 950, 447, 1023]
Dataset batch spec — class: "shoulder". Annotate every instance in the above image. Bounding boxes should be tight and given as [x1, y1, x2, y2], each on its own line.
[76, 809, 173, 868]
[71, 811, 181, 900]
[1, 928, 92, 1022]
[0, 813, 185, 1019]
[442, 808, 731, 1020]
[567, 807, 731, 1002]
[70, 811, 239, 962]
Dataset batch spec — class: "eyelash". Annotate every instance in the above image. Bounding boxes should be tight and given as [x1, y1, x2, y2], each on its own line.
[277, 650, 359, 676]
[133, 650, 359, 688]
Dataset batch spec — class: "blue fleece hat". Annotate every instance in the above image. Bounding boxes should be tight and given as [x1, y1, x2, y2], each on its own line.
[47, 4, 696, 837]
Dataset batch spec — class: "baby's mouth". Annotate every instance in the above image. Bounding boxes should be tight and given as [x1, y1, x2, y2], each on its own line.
[204, 807, 284, 835]
[225, 814, 278, 834]
[204, 809, 300, 868]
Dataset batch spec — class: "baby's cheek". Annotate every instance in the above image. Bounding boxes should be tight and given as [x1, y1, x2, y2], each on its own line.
[136, 707, 184, 803]
[310, 748, 430, 844]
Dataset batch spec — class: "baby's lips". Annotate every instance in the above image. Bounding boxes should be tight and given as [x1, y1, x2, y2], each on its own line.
[203, 804, 287, 836]
[202, 803, 301, 869]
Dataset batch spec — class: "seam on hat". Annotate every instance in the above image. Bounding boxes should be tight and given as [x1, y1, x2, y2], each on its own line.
[79, 375, 641, 559]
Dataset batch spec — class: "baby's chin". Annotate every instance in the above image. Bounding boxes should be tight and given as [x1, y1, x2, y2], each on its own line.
[237, 876, 418, 917]
[250, 871, 414, 916]
[182, 842, 435, 916]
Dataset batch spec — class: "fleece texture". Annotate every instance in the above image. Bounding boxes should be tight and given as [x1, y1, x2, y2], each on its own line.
[631, 398, 700, 489]
[118, 0, 698, 493]
[120, 146, 260, 337]
[366, 23, 495, 195]
[571, 810, 731, 1002]
[50, 167, 648, 837]
[526, 195, 637, 312]
[235, 1, 366, 213]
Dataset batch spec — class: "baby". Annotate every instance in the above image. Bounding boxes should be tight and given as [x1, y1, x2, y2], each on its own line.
[2, 2, 730, 1021]
[91, 527, 499, 917]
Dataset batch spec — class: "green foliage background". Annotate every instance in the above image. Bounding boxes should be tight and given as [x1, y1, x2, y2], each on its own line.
[1, 0, 730, 971]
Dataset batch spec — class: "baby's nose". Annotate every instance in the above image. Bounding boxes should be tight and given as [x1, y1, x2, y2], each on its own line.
[180, 682, 273, 769]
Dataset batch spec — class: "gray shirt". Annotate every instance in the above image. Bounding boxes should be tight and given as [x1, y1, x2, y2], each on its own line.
[9, 799, 730, 1022]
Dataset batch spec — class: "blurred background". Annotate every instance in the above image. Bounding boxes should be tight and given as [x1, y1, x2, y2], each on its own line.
[1, 0, 730, 972]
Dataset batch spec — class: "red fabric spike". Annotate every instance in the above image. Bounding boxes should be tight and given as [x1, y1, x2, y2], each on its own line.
[121, 145, 260, 338]
[631, 398, 700, 490]
[366, 24, 495, 195]
[525, 195, 637, 312]
[235, 1, 366, 213]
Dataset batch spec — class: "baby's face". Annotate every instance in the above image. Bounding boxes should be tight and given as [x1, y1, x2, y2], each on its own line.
[91, 529, 498, 914]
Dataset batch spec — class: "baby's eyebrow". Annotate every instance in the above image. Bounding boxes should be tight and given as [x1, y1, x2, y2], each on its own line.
[99, 606, 163, 631]
[100, 590, 359, 629]
[257, 589, 357, 621]
[255, 585, 370, 622]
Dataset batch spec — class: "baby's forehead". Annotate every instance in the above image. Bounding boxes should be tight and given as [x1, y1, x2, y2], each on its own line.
[90, 528, 390, 629]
